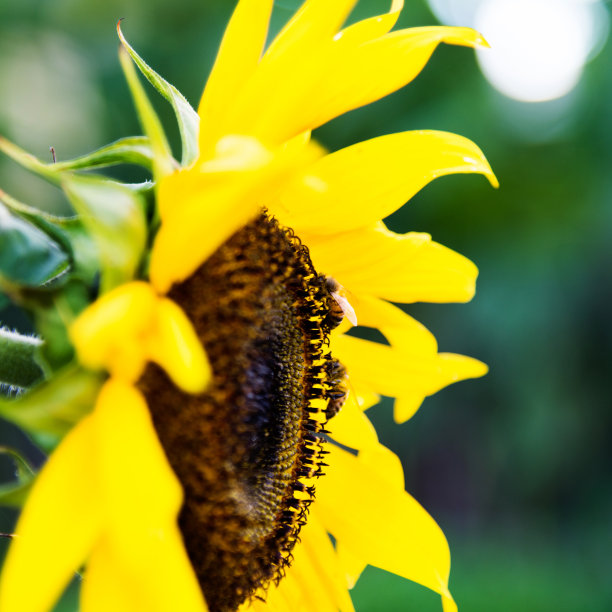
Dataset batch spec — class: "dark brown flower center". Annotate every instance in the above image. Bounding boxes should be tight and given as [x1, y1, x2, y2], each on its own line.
[139, 212, 347, 612]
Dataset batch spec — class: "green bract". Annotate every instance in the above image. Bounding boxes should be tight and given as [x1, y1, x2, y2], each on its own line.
[0, 26, 188, 454]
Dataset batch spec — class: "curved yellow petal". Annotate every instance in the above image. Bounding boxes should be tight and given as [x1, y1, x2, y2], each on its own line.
[393, 393, 427, 424]
[306, 224, 478, 304]
[151, 172, 262, 293]
[304, 26, 488, 138]
[91, 379, 208, 612]
[334, 334, 454, 400]
[351, 295, 438, 355]
[273, 130, 497, 235]
[336, 0, 404, 45]
[152, 135, 322, 293]
[198, 0, 273, 153]
[229, 26, 486, 146]
[394, 353, 487, 426]
[316, 444, 456, 612]
[264, 0, 357, 62]
[70, 281, 156, 381]
[0, 415, 102, 612]
[436, 352, 489, 389]
[147, 298, 211, 394]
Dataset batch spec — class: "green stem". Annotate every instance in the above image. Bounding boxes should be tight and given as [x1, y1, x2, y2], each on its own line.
[0, 327, 44, 387]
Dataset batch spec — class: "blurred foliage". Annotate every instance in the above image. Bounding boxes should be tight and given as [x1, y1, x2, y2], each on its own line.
[1, 0, 610, 609]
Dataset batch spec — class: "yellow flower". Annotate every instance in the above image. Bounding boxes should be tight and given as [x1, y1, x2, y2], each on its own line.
[0, 1, 497, 612]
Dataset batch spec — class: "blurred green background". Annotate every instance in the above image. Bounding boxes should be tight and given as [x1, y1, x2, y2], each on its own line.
[1, 0, 610, 610]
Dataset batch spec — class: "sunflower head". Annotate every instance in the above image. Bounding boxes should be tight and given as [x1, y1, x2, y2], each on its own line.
[0, 2, 497, 612]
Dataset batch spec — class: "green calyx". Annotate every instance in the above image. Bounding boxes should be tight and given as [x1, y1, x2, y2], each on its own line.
[0, 23, 198, 459]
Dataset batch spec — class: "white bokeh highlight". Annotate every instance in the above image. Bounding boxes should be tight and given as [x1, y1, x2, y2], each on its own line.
[428, 0, 609, 103]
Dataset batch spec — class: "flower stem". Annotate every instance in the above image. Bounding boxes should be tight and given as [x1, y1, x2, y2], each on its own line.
[0, 327, 44, 388]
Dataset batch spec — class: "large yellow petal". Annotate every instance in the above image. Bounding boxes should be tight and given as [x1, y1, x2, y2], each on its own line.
[151, 168, 261, 293]
[198, 0, 273, 153]
[272, 131, 497, 234]
[0, 415, 102, 612]
[316, 444, 456, 612]
[305, 223, 478, 303]
[228, 27, 486, 146]
[152, 135, 322, 293]
[247, 511, 354, 612]
[90, 379, 208, 612]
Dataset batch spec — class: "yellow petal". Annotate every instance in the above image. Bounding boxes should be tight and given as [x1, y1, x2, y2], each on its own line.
[82, 528, 209, 612]
[336, 333, 486, 411]
[351, 295, 438, 355]
[336, 0, 404, 45]
[266, 511, 355, 612]
[264, 0, 357, 62]
[0, 415, 102, 612]
[147, 297, 211, 394]
[150, 171, 261, 293]
[436, 352, 489, 388]
[393, 393, 426, 424]
[152, 136, 322, 293]
[306, 223, 478, 303]
[91, 379, 208, 612]
[336, 543, 367, 590]
[327, 391, 379, 451]
[273, 131, 497, 235]
[229, 26, 486, 146]
[198, 0, 273, 154]
[316, 444, 456, 611]
[69, 281, 157, 381]
[305, 27, 488, 134]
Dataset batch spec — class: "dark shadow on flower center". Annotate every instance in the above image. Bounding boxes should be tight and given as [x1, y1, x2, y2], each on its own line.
[139, 212, 347, 612]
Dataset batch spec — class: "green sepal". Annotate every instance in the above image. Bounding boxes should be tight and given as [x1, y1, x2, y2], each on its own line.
[0, 327, 44, 388]
[61, 174, 147, 294]
[0, 446, 35, 508]
[0, 189, 99, 286]
[49, 136, 154, 172]
[0, 365, 103, 453]
[117, 21, 200, 166]
[22, 280, 91, 373]
[0, 135, 154, 178]
[0, 202, 69, 287]
[119, 45, 176, 183]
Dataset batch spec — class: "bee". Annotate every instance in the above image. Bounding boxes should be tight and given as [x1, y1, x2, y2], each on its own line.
[325, 359, 348, 420]
[323, 276, 357, 330]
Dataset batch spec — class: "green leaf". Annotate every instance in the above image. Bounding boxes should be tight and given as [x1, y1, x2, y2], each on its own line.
[0, 446, 36, 508]
[0, 189, 98, 285]
[0, 202, 69, 287]
[117, 21, 200, 166]
[0, 136, 153, 181]
[119, 45, 176, 183]
[0, 136, 59, 185]
[50, 136, 154, 172]
[0, 327, 44, 388]
[0, 365, 102, 452]
[19, 280, 91, 373]
[61, 174, 147, 293]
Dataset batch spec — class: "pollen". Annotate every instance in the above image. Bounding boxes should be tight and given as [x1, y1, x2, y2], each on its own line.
[139, 212, 347, 612]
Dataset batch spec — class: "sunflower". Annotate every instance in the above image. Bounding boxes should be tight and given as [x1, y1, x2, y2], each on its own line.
[0, 1, 497, 612]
